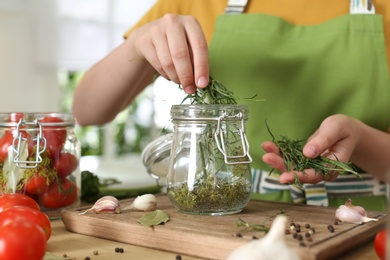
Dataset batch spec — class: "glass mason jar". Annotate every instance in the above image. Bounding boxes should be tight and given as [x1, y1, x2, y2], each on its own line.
[167, 104, 252, 215]
[0, 112, 81, 213]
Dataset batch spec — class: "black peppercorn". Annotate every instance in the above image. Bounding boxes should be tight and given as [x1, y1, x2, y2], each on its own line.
[299, 242, 306, 247]
[327, 225, 335, 233]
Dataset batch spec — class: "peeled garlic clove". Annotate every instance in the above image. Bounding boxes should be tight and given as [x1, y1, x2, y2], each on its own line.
[78, 195, 121, 215]
[335, 204, 378, 224]
[227, 215, 301, 260]
[123, 194, 157, 211]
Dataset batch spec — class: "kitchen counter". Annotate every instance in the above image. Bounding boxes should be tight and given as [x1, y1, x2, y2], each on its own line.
[46, 220, 379, 260]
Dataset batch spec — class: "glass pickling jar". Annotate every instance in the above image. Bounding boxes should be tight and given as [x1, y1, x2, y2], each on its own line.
[167, 104, 252, 215]
[0, 112, 81, 215]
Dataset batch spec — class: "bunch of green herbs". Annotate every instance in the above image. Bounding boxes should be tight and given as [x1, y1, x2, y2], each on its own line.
[266, 123, 360, 187]
[180, 76, 238, 105]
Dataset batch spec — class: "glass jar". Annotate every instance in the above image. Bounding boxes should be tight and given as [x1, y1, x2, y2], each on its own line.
[0, 112, 81, 214]
[142, 132, 173, 187]
[167, 104, 252, 215]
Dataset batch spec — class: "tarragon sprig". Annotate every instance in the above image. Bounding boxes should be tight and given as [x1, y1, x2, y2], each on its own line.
[180, 76, 238, 105]
[266, 122, 361, 187]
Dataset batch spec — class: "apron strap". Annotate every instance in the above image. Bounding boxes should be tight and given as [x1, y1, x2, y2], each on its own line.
[225, 0, 248, 14]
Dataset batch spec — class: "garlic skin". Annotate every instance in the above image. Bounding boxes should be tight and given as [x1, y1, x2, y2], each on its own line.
[79, 195, 121, 215]
[345, 199, 366, 216]
[335, 199, 378, 224]
[227, 215, 301, 260]
[123, 194, 157, 212]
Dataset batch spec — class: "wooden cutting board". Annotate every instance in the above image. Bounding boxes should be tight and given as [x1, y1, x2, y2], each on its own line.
[61, 194, 386, 260]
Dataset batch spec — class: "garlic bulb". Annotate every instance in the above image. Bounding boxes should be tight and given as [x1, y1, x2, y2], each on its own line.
[78, 195, 121, 215]
[227, 215, 301, 260]
[335, 199, 378, 224]
[123, 194, 157, 211]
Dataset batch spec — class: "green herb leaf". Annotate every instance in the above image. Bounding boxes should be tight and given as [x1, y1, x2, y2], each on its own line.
[235, 218, 269, 233]
[138, 210, 170, 227]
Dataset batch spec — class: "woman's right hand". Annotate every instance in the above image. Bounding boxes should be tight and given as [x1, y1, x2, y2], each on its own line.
[129, 14, 210, 94]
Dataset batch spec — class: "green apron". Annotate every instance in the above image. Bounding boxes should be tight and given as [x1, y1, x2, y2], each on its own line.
[209, 11, 390, 211]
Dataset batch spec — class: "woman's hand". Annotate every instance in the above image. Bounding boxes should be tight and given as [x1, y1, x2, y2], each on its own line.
[262, 114, 360, 184]
[129, 14, 210, 94]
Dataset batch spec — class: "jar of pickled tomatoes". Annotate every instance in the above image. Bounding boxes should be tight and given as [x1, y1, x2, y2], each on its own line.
[0, 112, 81, 214]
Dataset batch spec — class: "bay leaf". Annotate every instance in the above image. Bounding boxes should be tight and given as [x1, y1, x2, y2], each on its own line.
[138, 210, 169, 227]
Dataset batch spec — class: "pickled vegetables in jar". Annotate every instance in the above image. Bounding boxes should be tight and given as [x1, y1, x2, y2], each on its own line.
[0, 112, 81, 213]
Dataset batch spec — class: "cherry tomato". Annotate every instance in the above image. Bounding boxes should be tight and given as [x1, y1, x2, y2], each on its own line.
[374, 230, 386, 260]
[0, 206, 51, 240]
[25, 173, 50, 195]
[0, 131, 34, 163]
[0, 132, 13, 163]
[40, 116, 67, 159]
[53, 152, 79, 178]
[0, 193, 40, 213]
[0, 219, 47, 260]
[39, 178, 78, 209]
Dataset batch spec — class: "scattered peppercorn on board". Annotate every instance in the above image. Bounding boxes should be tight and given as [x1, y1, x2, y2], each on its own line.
[61, 194, 386, 260]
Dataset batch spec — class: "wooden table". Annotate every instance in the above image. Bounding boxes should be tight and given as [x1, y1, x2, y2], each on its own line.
[46, 219, 380, 260]
[46, 220, 199, 260]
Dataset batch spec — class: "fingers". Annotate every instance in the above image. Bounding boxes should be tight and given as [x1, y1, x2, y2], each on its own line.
[303, 115, 355, 161]
[184, 17, 209, 89]
[262, 153, 287, 172]
[133, 14, 209, 94]
[279, 170, 339, 184]
[168, 16, 209, 92]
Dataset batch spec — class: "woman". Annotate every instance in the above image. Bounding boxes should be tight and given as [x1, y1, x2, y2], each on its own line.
[72, 0, 390, 211]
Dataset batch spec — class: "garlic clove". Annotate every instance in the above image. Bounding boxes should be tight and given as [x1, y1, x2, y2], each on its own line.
[335, 202, 378, 224]
[227, 215, 301, 260]
[123, 194, 157, 212]
[78, 195, 121, 215]
[345, 199, 367, 216]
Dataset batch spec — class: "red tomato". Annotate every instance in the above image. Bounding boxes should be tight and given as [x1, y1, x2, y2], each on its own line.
[0, 193, 40, 213]
[374, 230, 386, 260]
[7, 112, 24, 123]
[39, 178, 78, 209]
[54, 152, 79, 178]
[0, 206, 51, 240]
[25, 173, 50, 195]
[40, 116, 67, 159]
[0, 132, 13, 163]
[0, 131, 34, 163]
[0, 219, 47, 260]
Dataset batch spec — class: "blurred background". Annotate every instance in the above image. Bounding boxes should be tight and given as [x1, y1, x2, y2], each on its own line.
[0, 0, 186, 191]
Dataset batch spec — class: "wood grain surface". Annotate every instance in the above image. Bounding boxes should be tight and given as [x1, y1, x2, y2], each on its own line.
[61, 194, 386, 260]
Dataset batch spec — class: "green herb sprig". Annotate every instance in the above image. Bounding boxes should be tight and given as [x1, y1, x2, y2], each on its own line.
[180, 76, 238, 105]
[266, 122, 360, 187]
[235, 218, 269, 233]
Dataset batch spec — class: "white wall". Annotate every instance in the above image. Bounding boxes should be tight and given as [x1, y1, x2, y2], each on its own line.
[0, 1, 60, 112]
[0, 0, 156, 113]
